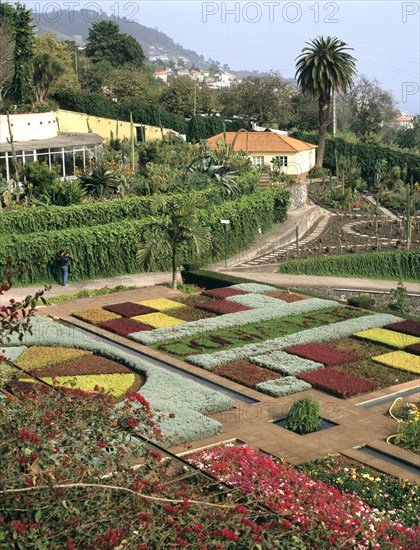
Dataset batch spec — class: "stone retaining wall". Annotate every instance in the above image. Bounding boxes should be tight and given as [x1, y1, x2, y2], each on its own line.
[288, 182, 308, 210]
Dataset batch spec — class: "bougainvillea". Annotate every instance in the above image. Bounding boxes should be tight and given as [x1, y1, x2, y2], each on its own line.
[103, 302, 156, 317]
[196, 300, 251, 315]
[99, 318, 153, 336]
[372, 351, 420, 374]
[384, 320, 420, 337]
[285, 342, 361, 366]
[298, 368, 378, 398]
[213, 360, 279, 388]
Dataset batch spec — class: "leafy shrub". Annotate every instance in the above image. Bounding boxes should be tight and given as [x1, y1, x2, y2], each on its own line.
[37, 179, 86, 206]
[285, 397, 321, 434]
[388, 281, 411, 315]
[395, 416, 420, 453]
[347, 296, 376, 309]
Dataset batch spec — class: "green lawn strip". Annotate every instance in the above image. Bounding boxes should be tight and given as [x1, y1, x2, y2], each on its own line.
[331, 337, 418, 388]
[152, 307, 367, 359]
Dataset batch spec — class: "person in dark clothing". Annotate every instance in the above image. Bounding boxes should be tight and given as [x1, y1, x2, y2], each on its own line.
[59, 250, 70, 286]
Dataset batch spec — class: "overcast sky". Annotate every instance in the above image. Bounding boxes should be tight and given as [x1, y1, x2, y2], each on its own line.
[24, 1, 420, 114]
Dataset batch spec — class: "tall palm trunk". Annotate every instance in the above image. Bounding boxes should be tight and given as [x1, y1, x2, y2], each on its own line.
[171, 247, 177, 290]
[317, 96, 330, 167]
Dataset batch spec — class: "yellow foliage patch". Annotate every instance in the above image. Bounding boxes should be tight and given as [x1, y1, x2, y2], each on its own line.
[72, 308, 121, 325]
[132, 312, 186, 328]
[15, 346, 93, 371]
[372, 351, 420, 374]
[137, 298, 186, 312]
[354, 328, 420, 349]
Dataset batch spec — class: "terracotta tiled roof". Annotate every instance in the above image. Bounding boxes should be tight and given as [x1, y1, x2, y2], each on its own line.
[395, 115, 414, 122]
[206, 132, 317, 153]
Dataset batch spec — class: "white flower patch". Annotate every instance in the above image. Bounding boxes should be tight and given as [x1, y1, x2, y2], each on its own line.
[252, 351, 323, 375]
[229, 283, 278, 293]
[6, 317, 233, 443]
[226, 294, 285, 309]
[187, 314, 402, 370]
[256, 376, 312, 398]
[131, 298, 338, 345]
[2, 346, 27, 362]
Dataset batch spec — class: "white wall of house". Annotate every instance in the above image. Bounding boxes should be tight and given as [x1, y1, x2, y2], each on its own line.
[250, 148, 316, 177]
[0, 112, 58, 143]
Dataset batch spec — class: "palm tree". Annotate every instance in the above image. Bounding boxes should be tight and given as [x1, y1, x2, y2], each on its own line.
[136, 195, 211, 289]
[295, 36, 357, 167]
[32, 52, 65, 103]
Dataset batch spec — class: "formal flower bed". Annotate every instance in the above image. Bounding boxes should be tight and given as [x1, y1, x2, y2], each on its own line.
[202, 287, 248, 299]
[252, 351, 323, 375]
[132, 312, 186, 329]
[164, 306, 216, 322]
[213, 360, 279, 388]
[385, 320, 420, 337]
[298, 368, 378, 398]
[407, 343, 420, 355]
[99, 318, 153, 336]
[267, 290, 307, 302]
[354, 328, 420, 349]
[196, 299, 251, 315]
[187, 444, 420, 548]
[285, 342, 361, 366]
[15, 346, 92, 371]
[131, 297, 339, 345]
[137, 298, 187, 312]
[256, 376, 311, 397]
[73, 307, 121, 325]
[6, 317, 233, 443]
[297, 454, 420, 527]
[103, 302, 156, 317]
[372, 351, 420, 374]
[188, 314, 401, 370]
[27, 355, 132, 377]
[227, 293, 286, 309]
[230, 283, 278, 293]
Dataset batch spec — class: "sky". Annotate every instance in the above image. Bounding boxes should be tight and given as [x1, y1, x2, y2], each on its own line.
[23, 0, 420, 114]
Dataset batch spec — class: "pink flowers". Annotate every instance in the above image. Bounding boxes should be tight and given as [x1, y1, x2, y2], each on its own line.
[298, 368, 378, 398]
[286, 342, 360, 366]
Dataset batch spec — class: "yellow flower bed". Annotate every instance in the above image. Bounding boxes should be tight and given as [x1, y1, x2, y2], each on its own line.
[137, 298, 186, 312]
[132, 312, 186, 328]
[72, 308, 121, 325]
[21, 373, 136, 399]
[15, 346, 92, 371]
[372, 351, 420, 374]
[354, 328, 420, 349]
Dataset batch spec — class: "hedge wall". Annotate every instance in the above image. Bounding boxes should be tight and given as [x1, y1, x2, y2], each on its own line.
[277, 249, 420, 281]
[181, 269, 264, 289]
[1, 173, 260, 235]
[1, 188, 290, 285]
[290, 132, 420, 183]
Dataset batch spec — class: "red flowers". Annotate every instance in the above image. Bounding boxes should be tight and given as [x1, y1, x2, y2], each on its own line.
[298, 368, 377, 398]
[286, 342, 360, 366]
[127, 417, 139, 428]
[125, 392, 151, 411]
[18, 428, 39, 443]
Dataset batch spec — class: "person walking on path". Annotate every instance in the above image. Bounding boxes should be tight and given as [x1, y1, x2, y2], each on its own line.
[59, 250, 70, 286]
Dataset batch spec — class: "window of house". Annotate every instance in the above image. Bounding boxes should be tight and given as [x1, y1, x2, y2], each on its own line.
[275, 156, 288, 167]
[252, 156, 264, 166]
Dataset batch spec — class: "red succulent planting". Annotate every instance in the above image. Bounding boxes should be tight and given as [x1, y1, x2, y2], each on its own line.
[405, 343, 420, 356]
[103, 303, 156, 317]
[298, 368, 377, 398]
[99, 318, 153, 336]
[196, 300, 250, 315]
[214, 360, 279, 388]
[286, 342, 360, 366]
[202, 287, 248, 299]
[384, 320, 420, 337]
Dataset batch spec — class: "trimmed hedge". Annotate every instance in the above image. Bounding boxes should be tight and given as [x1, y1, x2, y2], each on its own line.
[277, 250, 420, 281]
[1, 188, 290, 285]
[181, 270, 263, 289]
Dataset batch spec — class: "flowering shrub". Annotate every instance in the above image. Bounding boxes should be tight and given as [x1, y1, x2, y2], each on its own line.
[372, 351, 420, 374]
[188, 314, 401, 370]
[133, 298, 339, 345]
[297, 455, 420, 527]
[187, 444, 420, 548]
[137, 298, 187, 311]
[15, 346, 92, 371]
[99, 318, 153, 336]
[132, 312, 186, 329]
[196, 300, 251, 314]
[72, 308, 121, 325]
[384, 320, 420, 337]
[285, 342, 361, 366]
[256, 376, 311, 397]
[252, 351, 323, 375]
[267, 291, 307, 302]
[227, 293, 286, 309]
[230, 283, 278, 293]
[298, 368, 378, 398]
[354, 328, 420, 349]
[202, 287, 248, 299]
[213, 360, 279, 388]
[103, 302, 156, 317]
[406, 343, 420, 356]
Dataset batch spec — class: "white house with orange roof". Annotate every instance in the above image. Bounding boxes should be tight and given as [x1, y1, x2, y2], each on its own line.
[205, 131, 317, 180]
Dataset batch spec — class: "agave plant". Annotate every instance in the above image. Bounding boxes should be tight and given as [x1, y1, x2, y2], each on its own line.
[36, 179, 86, 206]
[185, 155, 239, 196]
[79, 162, 119, 199]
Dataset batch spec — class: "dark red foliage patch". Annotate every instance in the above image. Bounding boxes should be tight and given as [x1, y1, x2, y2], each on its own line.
[266, 291, 306, 303]
[195, 300, 250, 315]
[103, 302, 156, 317]
[285, 342, 360, 366]
[202, 287, 248, 299]
[6, 380, 39, 395]
[298, 368, 377, 398]
[214, 360, 279, 388]
[32, 356, 131, 377]
[405, 343, 420, 356]
[384, 320, 420, 337]
[99, 318, 153, 336]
